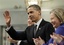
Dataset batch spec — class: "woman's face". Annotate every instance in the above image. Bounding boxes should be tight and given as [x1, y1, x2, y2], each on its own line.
[50, 13, 61, 28]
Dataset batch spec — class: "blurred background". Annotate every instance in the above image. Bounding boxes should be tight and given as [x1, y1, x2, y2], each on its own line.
[0, 0, 64, 45]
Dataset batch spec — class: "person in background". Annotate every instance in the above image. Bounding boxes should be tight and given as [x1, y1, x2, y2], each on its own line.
[3, 4, 54, 45]
[33, 8, 64, 45]
[7, 36, 18, 45]
[27, 16, 35, 26]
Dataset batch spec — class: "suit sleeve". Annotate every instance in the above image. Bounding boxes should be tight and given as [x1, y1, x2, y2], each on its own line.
[6, 26, 27, 40]
[45, 23, 55, 43]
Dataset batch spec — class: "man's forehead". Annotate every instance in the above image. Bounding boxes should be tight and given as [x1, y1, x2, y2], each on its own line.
[28, 7, 35, 10]
[27, 8, 35, 13]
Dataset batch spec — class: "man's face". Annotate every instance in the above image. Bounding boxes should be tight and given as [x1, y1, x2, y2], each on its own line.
[27, 7, 41, 22]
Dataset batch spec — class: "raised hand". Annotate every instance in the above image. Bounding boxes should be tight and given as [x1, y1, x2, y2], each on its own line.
[7, 36, 18, 44]
[50, 33, 63, 43]
[3, 11, 11, 27]
[33, 38, 39, 45]
[38, 36, 45, 45]
[33, 36, 45, 45]
[49, 43, 54, 45]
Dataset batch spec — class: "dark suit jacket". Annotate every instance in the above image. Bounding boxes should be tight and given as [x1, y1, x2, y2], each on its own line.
[9, 31, 28, 45]
[6, 19, 55, 45]
[10, 43, 14, 45]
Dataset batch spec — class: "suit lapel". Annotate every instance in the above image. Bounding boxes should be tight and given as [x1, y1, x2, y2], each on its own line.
[35, 19, 47, 37]
[38, 19, 47, 28]
[30, 25, 34, 38]
[30, 19, 47, 38]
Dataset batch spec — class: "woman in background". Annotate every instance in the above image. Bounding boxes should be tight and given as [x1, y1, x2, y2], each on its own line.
[33, 8, 64, 45]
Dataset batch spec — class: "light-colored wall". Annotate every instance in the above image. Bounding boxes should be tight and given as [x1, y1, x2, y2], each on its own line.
[0, 0, 26, 9]
[41, 0, 64, 22]
[0, 0, 64, 25]
[42, 0, 64, 9]
[0, 9, 28, 25]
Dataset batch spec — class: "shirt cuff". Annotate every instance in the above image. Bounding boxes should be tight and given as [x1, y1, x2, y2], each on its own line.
[5, 26, 12, 31]
[17, 41, 21, 45]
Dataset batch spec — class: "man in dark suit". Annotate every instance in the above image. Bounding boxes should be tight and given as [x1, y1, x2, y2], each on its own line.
[4, 4, 54, 45]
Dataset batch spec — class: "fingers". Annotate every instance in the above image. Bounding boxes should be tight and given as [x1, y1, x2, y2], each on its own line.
[60, 35, 64, 38]
[3, 10, 11, 27]
[53, 33, 61, 38]
[50, 33, 58, 39]
[3, 10, 11, 20]
[52, 33, 59, 38]
[3, 10, 10, 17]
[3, 13, 5, 17]
[49, 43, 54, 45]
[33, 38, 36, 43]
[32, 38, 35, 41]
[59, 35, 64, 40]
[53, 33, 58, 36]
[33, 38, 38, 42]
[50, 35, 53, 38]
[5, 11, 9, 15]
[33, 38, 39, 45]
[39, 36, 42, 40]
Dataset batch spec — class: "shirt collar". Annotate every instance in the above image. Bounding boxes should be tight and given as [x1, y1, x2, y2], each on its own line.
[34, 18, 42, 29]
[37, 18, 42, 26]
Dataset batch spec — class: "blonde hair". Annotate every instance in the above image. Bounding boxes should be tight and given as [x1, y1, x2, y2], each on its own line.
[50, 8, 64, 23]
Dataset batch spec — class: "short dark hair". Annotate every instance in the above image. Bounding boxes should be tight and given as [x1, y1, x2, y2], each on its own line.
[27, 4, 41, 11]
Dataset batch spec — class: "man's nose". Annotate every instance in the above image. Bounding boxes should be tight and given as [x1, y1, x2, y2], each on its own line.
[28, 15, 31, 19]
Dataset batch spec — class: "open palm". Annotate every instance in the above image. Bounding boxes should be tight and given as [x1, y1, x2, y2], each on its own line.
[3, 11, 11, 27]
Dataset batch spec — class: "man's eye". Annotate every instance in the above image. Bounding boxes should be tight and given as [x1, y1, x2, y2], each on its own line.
[27, 11, 33, 14]
[30, 11, 33, 13]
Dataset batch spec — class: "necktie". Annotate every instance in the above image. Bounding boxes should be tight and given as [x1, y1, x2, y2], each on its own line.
[34, 25, 37, 37]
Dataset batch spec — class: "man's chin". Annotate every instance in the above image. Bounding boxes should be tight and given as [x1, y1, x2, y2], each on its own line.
[53, 25, 55, 28]
[53, 26, 57, 28]
[32, 20, 37, 22]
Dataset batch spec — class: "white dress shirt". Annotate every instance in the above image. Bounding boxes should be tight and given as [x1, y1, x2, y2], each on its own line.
[34, 18, 43, 30]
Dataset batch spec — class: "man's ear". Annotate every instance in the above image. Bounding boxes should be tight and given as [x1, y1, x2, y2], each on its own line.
[38, 11, 41, 15]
